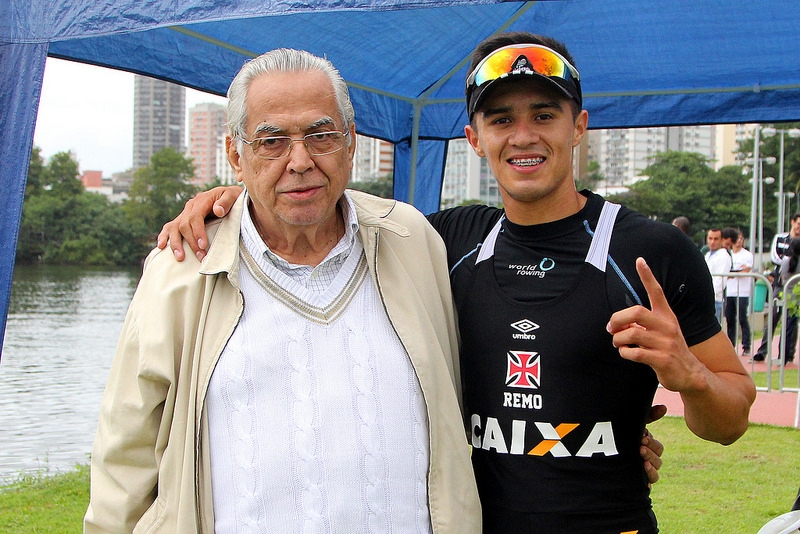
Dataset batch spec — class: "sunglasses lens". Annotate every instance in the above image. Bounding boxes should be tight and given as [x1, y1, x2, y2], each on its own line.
[470, 46, 574, 88]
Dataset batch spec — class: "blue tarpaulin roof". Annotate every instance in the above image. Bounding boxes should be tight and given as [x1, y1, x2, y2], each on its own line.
[2, 0, 800, 356]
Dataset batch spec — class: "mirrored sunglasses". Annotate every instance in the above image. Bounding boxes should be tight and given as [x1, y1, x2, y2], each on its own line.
[466, 44, 580, 90]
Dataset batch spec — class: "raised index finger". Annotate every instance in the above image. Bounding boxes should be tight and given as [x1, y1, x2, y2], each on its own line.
[635, 257, 670, 312]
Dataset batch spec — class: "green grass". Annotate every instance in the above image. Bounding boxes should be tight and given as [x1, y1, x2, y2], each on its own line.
[0, 464, 89, 533]
[650, 416, 800, 532]
[751, 367, 799, 390]
[0, 420, 798, 532]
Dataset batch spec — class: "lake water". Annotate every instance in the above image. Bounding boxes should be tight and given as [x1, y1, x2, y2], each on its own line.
[0, 264, 140, 481]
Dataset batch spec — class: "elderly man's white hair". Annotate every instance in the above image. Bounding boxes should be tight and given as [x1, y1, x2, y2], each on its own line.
[227, 48, 355, 154]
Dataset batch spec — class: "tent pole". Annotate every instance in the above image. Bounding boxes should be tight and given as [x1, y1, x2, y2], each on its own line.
[408, 101, 422, 206]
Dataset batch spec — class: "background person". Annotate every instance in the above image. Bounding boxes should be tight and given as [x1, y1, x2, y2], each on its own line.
[704, 227, 732, 323]
[770, 212, 800, 265]
[779, 238, 800, 288]
[723, 228, 753, 356]
[774, 238, 800, 364]
[672, 216, 691, 236]
[754, 214, 800, 362]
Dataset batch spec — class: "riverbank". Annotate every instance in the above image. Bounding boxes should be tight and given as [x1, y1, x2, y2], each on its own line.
[0, 464, 89, 532]
[0, 265, 138, 480]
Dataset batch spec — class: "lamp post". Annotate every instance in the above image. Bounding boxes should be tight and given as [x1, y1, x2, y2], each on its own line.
[760, 127, 800, 234]
[775, 191, 797, 231]
[747, 145, 777, 274]
[749, 126, 762, 272]
[758, 168, 775, 274]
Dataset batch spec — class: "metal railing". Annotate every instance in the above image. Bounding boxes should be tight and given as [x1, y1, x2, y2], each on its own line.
[716, 271, 800, 427]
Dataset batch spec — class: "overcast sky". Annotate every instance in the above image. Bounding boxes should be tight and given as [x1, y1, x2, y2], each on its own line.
[33, 57, 227, 176]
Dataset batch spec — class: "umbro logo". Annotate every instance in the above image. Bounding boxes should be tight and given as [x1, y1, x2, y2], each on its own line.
[511, 319, 539, 339]
[511, 319, 539, 333]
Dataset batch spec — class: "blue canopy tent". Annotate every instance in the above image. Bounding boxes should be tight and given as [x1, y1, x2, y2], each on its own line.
[2, 0, 800, 356]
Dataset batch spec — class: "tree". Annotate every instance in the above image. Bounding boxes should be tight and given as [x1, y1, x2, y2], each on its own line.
[123, 147, 198, 238]
[711, 165, 754, 233]
[347, 173, 394, 199]
[609, 151, 750, 244]
[25, 146, 45, 199]
[49, 193, 147, 265]
[575, 160, 604, 192]
[45, 151, 83, 198]
[17, 150, 84, 263]
[737, 122, 800, 237]
[203, 176, 226, 190]
[17, 148, 152, 266]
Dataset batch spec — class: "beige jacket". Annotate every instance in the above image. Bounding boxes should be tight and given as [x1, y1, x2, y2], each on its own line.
[84, 190, 481, 533]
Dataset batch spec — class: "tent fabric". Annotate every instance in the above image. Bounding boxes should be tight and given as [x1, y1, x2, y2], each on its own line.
[0, 42, 47, 354]
[2, 0, 800, 355]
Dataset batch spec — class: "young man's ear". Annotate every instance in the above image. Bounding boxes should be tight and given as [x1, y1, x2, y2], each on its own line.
[465, 124, 486, 158]
[572, 109, 589, 148]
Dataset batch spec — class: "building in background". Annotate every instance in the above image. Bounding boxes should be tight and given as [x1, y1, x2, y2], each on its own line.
[441, 139, 501, 209]
[188, 102, 227, 186]
[215, 133, 237, 185]
[110, 169, 134, 202]
[589, 125, 716, 193]
[715, 123, 752, 169]
[80, 170, 130, 202]
[132, 75, 186, 170]
[351, 135, 393, 183]
[441, 125, 725, 208]
[80, 169, 113, 198]
[80, 170, 104, 191]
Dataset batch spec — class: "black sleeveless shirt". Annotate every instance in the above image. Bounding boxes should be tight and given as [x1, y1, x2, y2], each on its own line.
[428, 192, 719, 533]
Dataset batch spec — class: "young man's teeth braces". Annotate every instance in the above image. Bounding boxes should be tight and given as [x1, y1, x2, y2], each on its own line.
[510, 157, 544, 166]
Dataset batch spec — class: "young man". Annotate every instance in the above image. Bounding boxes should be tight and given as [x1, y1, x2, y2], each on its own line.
[159, 33, 754, 533]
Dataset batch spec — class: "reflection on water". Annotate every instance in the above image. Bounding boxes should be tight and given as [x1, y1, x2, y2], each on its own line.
[0, 264, 140, 480]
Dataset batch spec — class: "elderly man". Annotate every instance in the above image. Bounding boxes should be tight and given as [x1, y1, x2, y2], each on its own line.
[84, 49, 481, 533]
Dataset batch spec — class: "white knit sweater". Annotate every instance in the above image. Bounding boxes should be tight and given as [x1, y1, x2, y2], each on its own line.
[207, 231, 431, 533]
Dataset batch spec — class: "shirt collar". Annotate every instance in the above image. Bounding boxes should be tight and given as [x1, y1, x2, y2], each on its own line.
[239, 190, 360, 268]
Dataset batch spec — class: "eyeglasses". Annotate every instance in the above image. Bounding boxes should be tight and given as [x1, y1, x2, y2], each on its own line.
[240, 130, 350, 159]
[466, 44, 581, 90]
